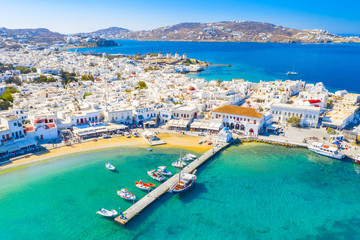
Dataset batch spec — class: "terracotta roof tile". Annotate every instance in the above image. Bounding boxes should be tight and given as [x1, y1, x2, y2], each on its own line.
[213, 105, 264, 119]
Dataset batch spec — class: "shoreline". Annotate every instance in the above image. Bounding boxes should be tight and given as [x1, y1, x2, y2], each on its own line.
[0, 133, 212, 173]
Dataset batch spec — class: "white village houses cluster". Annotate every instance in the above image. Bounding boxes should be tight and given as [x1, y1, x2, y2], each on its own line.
[0, 47, 359, 158]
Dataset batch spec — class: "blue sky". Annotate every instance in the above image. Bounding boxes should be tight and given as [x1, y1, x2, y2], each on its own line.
[0, 0, 359, 34]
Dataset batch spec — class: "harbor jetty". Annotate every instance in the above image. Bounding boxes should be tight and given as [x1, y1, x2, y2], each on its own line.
[114, 141, 231, 225]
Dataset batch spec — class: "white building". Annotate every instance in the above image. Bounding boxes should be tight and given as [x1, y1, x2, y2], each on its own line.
[104, 107, 133, 125]
[212, 105, 265, 135]
[217, 127, 232, 143]
[270, 103, 320, 127]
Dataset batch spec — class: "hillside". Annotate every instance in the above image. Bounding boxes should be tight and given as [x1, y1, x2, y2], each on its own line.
[104, 21, 360, 43]
[0, 27, 65, 44]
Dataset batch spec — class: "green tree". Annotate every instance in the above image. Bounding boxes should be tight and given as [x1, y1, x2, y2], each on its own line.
[5, 76, 22, 86]
[31, 67, 37, 72]
[138, 81, 148, 89]
[83, 92, 92, 99]
[216, 78, 222, 87]
[286, 116, 301, 127]
[327, 127, 336, 135]
[15, 66, 31, 74]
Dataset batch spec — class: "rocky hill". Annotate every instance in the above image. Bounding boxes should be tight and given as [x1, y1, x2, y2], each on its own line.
[0, 27, 65, 43]
[111, 21, 360, 43]
[90, 27, 130, 35]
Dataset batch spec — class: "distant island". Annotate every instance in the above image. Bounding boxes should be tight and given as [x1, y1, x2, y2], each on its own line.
[1, 21, 360, 49]
[87, 21, 360, 44]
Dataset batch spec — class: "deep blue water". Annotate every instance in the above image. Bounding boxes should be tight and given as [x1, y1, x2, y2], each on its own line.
[69, 40, 360, 93]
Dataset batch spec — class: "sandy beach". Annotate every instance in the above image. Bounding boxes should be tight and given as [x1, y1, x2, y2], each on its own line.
[0, 133, 212, 172]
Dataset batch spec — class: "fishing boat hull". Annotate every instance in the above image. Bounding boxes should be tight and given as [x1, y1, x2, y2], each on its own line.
[147, 171, 165, 181]
[169, 181, 195, 193]
[117, 190, 136, 201]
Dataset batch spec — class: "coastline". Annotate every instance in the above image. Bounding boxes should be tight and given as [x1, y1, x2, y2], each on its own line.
[0, 133, 211, 173]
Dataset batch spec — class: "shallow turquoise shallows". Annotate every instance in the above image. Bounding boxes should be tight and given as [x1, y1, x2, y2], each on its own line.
[1, 144, 360, 240]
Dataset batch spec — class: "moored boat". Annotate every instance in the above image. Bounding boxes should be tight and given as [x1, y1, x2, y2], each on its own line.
[308, 142, 345, 159]
[124, 132, 131, 138]
[135, 180, 152, 190]
[157, 166, 172, 176]
[105, 163, 115, 171]
[96, 208, 118, 217]
[147, 170, 165, 181]
[117, 189, 136, 200]
[172, 160, 186, 168]
[169, 173, 197, 193]
[353, 154, 360, 164]
[186, 153, 196, 159]
[147, 147, 152, 151]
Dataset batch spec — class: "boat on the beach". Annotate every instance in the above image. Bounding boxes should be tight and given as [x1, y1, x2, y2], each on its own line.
[172, 160, 187, 168]
[105, 163, 115, 171]
[117, 189, 136, 201]
[103, 134, 112, 139]
[124, 132, 131, 138]
[135, 180, 154, 190]
[147, 170, 165, 181]
[157, 166, 172, 176]
[96, 208, 118, 217]
[308, 142, 345, 159]
[198, 140, 203, 144]
[169, 173, 197, 193]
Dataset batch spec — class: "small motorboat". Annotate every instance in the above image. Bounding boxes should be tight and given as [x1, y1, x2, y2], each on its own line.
[202, 138, 207, 143]
[103, 134, 112, 139]
[105, 163, 115, 171]
[124, 132, 131, 138]
[135, 180, 152, 190]
[132, 132, 139, 137]
[147, 170, 165, 181]
[96, 208, 118, 217]
[198, 140, 203, 144]
[117, 189, 136, 201]
[147, 147, 152, 151]
[186, 153, 196, 159]
[157, 166, 172, 176]
[172, 160, 186, 168]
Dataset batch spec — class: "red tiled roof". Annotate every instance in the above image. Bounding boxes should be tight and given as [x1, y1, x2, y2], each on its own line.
[304, 99, 321, 104]
[45, 123, 56, 129]
[213, 105, 264, 119]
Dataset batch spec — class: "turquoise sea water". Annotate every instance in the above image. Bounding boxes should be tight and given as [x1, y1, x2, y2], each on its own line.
[68, 40, 360, 93]
[1, 144, 360, 240]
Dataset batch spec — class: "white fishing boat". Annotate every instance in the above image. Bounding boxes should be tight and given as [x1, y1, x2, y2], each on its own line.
[353, 154, 360, 164]
[124, 132, 131, 138]
[172, 160, 187, 168]
[117, 189, 136, 201]
[103, 134, 112, 139]
[185, 153, 196, 160]
[308, 142, 345, 160]
[147, 170, 165, 181]
[105, 163, 115, 171]
[169, 173, 197, 193]
[96, 208, 118, 217]
[157, 166, 172, 176]
[198, 140, 203, 144]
